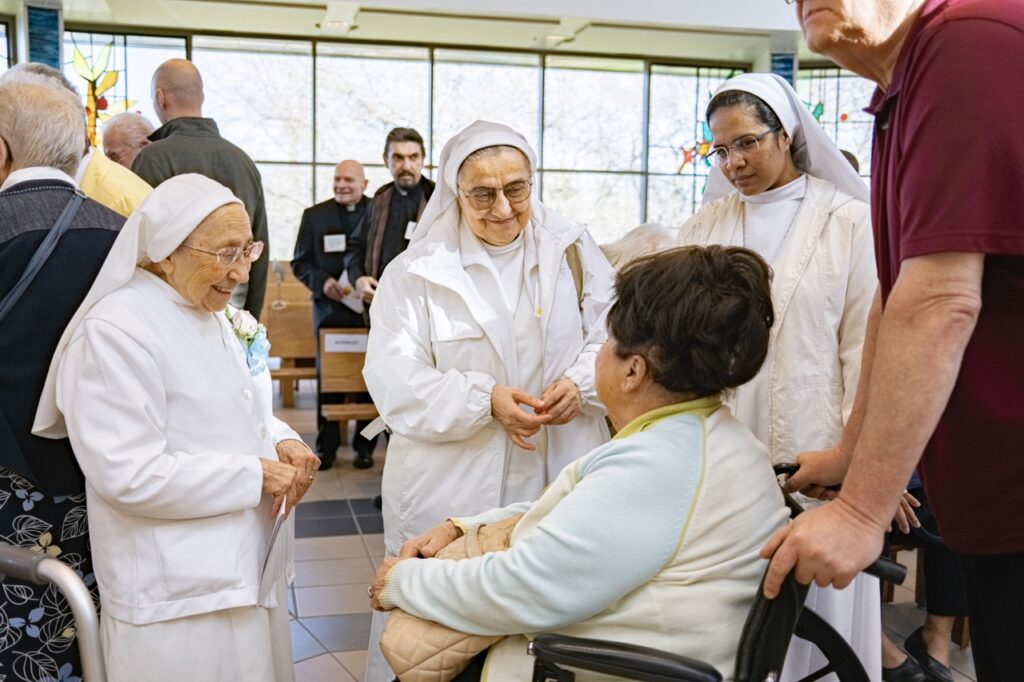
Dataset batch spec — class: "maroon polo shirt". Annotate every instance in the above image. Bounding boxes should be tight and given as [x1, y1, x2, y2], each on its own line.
[868, 0, 1024, 554]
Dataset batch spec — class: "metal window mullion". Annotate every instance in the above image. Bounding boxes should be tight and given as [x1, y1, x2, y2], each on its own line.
[537, 52, 546, 201]
[311, 38, 317, 205]
[427, 46, 435, 171]
[640, 59, 651, 224]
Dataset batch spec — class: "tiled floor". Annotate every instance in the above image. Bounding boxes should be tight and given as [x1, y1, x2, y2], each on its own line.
[276, 382, 976, 682]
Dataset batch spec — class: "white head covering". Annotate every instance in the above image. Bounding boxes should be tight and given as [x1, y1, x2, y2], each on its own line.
[702, 73, 869, 205]
[33, 173, 243, 438]
[410, 120, 573, 245]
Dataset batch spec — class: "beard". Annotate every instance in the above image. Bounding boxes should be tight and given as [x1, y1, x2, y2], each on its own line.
[395, 172, 418, 189]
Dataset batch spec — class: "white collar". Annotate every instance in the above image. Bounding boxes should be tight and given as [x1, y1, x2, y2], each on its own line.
[1, 166, 79, 192]
[741, 174, 807, 206]
[74, 148, 95, 184]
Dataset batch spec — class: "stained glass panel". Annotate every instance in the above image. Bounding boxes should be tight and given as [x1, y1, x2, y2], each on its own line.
[796, 67, 877, 177]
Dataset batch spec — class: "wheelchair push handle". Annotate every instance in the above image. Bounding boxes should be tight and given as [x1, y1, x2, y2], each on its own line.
[0, 542, 50, 583]
[773, 463, 907, 586]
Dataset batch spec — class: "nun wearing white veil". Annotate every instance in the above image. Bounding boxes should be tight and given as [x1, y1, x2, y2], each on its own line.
[361, 120, 614, 680]
[32, 174, 317, 682]
[678, 74, 881, 681]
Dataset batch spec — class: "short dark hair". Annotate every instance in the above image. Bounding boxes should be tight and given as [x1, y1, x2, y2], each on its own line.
[706, 90, 783, 133]
[607, 245, 774, 398]
[384, 127, 425, 158]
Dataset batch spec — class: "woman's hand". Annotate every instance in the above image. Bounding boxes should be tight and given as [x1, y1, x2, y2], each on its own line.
[893, 490, 922, 534]
[260, 458, 299, 518]
[369, 557, 406, 611]
[491, 386, 553, 451]
[783, 448, 850, 500]
[537, 378, 582, 425]
[400, 520, 463, 558]
[276, 439, 319, 504]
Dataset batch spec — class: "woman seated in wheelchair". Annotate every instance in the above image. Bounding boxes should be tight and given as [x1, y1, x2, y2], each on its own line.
[369, 245, 790, 681]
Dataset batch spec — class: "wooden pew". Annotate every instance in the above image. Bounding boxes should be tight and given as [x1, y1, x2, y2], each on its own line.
[319, 328, 378, 439]
[264, 261, 316, 407]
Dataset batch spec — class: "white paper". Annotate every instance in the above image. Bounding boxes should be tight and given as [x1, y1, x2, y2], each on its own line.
[360, 417, 389, 440]
[337, 271, 364, 314]
[324, 234, 347, 253]
[404, 220, 417, 240]
[324, 332, 368, 353]
[258, 497, 293, 605]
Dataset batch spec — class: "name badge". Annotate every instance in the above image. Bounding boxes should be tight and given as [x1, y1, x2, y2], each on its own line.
[404, 221, 417, 240]
[324, 234, 347, 253]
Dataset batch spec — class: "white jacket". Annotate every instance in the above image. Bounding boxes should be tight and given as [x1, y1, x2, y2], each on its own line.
[365, 219, 614, 555]
[679, 175, 875, 461]
[57, 270, 300, 625]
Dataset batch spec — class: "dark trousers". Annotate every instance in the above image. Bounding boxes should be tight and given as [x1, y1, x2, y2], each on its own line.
[961, 551, 1024, 681]
[314, 310, 377, 458]
[885, 486, 968, 616]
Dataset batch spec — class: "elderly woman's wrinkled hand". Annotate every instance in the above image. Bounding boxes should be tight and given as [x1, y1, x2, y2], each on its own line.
[400, 520, 463, 559]
[369, 557, 406, 611]
[260, 458, 300, 518]
[893, 490, 922, 535]
[538, 378, 582, 425]
[275, 438, 319, 503]
[491, 386, 553, 451]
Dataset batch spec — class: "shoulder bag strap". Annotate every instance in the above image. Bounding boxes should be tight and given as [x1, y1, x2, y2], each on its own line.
[565, 242, 584, 311]
[0, 191, 85, 326]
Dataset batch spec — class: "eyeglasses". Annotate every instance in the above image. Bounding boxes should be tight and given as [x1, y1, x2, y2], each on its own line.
[784, 0, 798, 5]
[182, 240, 265, 266]
[708, 128, 781, 167]
[458, 180, 532, 211]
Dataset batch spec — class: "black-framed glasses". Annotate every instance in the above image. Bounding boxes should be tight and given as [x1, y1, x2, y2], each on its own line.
[458, 180, 532, 211]
[708, 128, 781, 167]
[182, 240, 264, 266]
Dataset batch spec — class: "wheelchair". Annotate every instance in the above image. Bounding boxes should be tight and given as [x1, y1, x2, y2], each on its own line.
[529, 465, 906, 682]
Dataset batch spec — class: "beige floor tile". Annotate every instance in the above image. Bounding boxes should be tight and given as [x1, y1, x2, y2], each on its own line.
[294, 652, 356, 682]
[334, 650, 368, 679]
[294, 535, 370, 561]
[362, 534, 386, 556]
[295, 584, 374, 617]
[294, 558, 375, 587]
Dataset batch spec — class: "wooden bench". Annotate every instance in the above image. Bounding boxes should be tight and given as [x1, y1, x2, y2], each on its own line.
[319, 328, 378, 442]
[264, 261, 316, 407]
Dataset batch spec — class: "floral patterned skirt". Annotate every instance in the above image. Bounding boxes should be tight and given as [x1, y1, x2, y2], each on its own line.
[0, 467, 97, 682]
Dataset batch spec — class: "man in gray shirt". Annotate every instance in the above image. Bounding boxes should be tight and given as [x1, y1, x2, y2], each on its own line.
[133, 58, 269, 318]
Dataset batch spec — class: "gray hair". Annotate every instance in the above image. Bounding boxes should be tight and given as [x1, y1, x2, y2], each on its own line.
[600, 223, 679, 271]
[102, 112, 155, 143]
[457, 145, 531, 182]
[0, 82, 87, 176]
[1, 62, 81, 97]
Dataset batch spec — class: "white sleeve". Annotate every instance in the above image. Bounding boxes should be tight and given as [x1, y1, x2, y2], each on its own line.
[364, 269, 496, 443]
[379, 437, 696, 635]
[837, 203, 877, 424]
[58, 319, 263, 519]
[562, 232, 615, 415]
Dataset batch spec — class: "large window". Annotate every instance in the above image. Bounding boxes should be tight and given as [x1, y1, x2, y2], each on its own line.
[647, 64, 739, 226]
[63, 32, 187, 146]
[1, 19, 11, 73]
[66, 28, 744, 257]
[796, 66, 876, 178]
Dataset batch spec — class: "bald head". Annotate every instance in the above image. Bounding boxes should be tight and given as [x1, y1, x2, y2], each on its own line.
[152, 58, 204, 124]
[332, 159, 368, 207]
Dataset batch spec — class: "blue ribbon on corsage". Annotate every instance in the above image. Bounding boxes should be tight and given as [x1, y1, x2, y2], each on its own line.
[226, 308, 272, 376]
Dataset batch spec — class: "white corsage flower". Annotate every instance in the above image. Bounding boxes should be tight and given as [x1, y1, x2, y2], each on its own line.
[226, 307, 271, 375]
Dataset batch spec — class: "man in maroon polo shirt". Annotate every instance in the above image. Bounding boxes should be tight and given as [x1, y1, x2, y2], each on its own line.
[762, 1, 1024, 678]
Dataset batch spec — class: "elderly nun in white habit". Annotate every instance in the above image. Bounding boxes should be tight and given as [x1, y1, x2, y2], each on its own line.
[33, 174, 319, 682]
[361, 120, 615, 681]
[677, 73, 880, 681]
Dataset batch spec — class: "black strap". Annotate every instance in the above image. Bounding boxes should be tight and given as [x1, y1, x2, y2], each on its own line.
[0, 191, 84, 325]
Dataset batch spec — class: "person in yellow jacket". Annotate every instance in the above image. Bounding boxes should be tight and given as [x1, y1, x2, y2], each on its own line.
[0, 63, 152, 217]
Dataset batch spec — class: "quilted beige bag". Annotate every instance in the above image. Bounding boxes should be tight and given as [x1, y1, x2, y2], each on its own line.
[380, 514, 523, 682]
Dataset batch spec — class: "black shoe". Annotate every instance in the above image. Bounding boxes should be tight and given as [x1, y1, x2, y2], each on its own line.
[353, 451, 374, 469]
[904, 627, 954, 682]
[373, 494, 383, 510]
[883, 654, 929, 682]
[317, 452, 336, 471]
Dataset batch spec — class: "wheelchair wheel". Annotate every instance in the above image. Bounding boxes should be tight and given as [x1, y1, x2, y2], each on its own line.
[789, 608, 870, 682]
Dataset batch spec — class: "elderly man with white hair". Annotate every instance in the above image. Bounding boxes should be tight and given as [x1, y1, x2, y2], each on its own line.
[102, 112, 155, 170]
[1, 62, 152, 217]
[0, 80, 124, 679]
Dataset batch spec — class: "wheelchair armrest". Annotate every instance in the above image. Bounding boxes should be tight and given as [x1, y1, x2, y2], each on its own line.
[529, 634, 723, 682]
